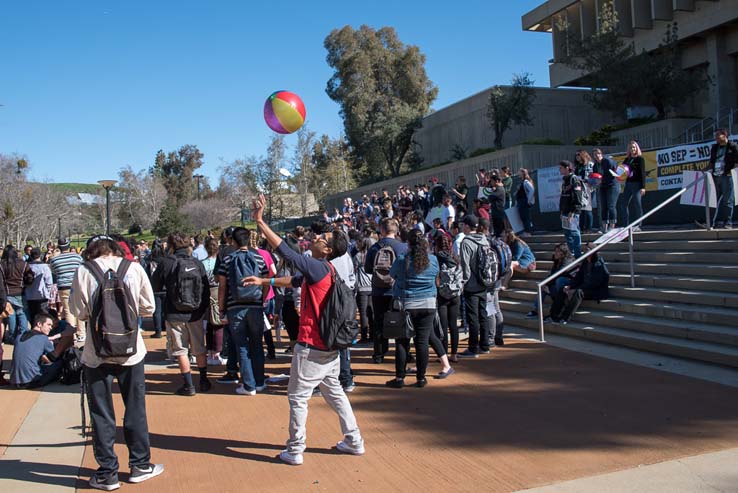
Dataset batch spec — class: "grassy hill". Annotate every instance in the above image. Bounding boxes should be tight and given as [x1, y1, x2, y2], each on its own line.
[48, 182, 102, 194]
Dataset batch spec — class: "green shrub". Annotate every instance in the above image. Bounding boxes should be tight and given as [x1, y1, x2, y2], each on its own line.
[469, 147, 496, 158]
[521, 138, 563, 145]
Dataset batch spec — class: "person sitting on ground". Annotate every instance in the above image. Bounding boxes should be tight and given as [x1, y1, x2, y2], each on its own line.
[527, 243, 575, 318]
[9, 312, 74, 388]
[547, 243, 610, 325]
[505, 231, 537, 274]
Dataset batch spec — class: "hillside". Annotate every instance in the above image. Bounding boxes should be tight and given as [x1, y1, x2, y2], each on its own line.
[47, 183, 103, 194]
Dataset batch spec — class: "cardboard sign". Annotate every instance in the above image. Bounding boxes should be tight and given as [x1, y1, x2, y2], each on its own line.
[505, 207, 524, 233]
[679, 171, 717, 208]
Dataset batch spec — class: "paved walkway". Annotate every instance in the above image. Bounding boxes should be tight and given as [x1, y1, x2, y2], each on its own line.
[2, 335, 738, 492]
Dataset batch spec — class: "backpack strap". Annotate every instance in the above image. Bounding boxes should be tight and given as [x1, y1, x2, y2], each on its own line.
[84, 260, 106, 286]
[116, 258, 132, 279]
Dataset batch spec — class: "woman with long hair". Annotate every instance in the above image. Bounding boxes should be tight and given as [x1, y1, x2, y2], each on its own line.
[575, 150, 595, 232]
[505, 230, 537, 274]
[386, 229, 453, 388]
[593, 148, 620, 233]
[1, 245, 33, 342]
[619, 140, 646, 230]
[202, 237, 226, 365]
[435, 234, 462, 362]
[515, 168, 535, 236]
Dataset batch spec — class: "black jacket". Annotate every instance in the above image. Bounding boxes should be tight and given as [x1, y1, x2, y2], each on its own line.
[569, 257, 609, 301]
[151, 249, 209, 323]
[709, 141, 738, 175]
[559, 173, 583, 215]
[624, 156, 646, 187]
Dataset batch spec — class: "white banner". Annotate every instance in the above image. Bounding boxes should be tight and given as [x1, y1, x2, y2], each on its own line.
[679, 171, 717, 208]
[594, 227, 630, 245]
[536, 166, 562, 213]
[650, 135, 738, 191]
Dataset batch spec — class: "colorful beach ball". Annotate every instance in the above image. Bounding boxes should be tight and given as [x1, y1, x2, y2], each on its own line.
[613, 163, 631, 182]
[263, 90, 306, 134]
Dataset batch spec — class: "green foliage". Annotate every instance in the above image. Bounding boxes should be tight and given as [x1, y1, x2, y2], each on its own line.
[560, 3, 709, 118]
[469, 147, 497, 158]
[574, 125, 617, 146]
[449, 144, 468, 161]
[311, 135, 357, 206]
[324, 25, 438, 179]
[486, 73, 536, 149]
[521, 139, 563, 145]
[151, 202, 191, 238]
[150, 145, 204, 208]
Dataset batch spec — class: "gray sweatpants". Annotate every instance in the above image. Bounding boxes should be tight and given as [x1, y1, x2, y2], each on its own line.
[286, 343, 363, 455]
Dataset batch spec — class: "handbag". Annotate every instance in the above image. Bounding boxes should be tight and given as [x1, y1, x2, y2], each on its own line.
[207, 286, 223, 326]
[382, 257, 415, 340]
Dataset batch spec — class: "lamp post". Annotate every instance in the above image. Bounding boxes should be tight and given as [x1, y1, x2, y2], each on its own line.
[98, 179, 117, 235]
[193, 174, 204, 200]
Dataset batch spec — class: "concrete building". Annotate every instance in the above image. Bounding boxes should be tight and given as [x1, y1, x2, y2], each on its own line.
[413, 86, 616, 168]
[522, 0, 738, 119]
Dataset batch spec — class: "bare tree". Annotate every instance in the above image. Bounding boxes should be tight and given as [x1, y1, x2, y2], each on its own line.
[179, 198, 237, 232]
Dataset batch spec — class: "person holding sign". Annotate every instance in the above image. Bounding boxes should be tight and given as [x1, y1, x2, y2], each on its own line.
[709, 129, 738, 229]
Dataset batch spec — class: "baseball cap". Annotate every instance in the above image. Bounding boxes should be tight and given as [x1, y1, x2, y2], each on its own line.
[462, 215, 478, 228]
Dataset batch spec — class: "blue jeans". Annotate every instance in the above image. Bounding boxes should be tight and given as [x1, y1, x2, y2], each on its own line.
[619, 182, 643, 226]
[4, 295, 29, 341]
[562, 214, 582, 258]
[227, 307, 265, 390]
[599, 185, 620, 225]
[339, 348, 353, 387]
[534, 277, 572, 310]
[715, 174, 735, 225]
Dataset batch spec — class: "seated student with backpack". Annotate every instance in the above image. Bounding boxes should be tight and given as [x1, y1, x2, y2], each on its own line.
[547, 243, 610, 325]
[243, 194, 364, 467]
[10, 312, 74, 388]
[151, 233, 211, 396]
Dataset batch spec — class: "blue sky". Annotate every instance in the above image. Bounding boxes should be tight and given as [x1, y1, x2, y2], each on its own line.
[1, 0, 551, 184]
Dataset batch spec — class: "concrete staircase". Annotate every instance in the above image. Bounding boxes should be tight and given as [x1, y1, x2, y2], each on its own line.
[501, 228, 738, 368]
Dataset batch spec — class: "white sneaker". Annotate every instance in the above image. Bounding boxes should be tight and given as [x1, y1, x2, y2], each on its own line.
[235, 384, 256, 396]
[336, 439, 365, 456]
[279, 449, 303, 465]
[129, 463, 164, 484]
[207, 356, 227, 366]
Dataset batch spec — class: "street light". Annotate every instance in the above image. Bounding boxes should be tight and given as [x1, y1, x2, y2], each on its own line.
[98, 179, 117, 235]
[193, 174, 204, 200]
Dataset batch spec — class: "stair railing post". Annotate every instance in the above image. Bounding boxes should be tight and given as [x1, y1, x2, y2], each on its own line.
[704, 171, 712, 230]
[537, 285, 545, 342]
[628, 226, 635, 288]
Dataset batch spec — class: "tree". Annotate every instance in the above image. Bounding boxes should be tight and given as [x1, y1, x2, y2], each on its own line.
[324, 25, 438, 180]
[486, 73, 536, 149]
[150, 145, 204, 208]
[216, 156, 259, 219]
[151, 202, 191, 238]
[291, 126, 317, 217]
[117, 165, 167, 231]
[180, 198, 236, 232]
[311, 135, 357, 208]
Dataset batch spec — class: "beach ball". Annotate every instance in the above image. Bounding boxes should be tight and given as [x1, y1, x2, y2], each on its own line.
[263, 90, 306, 134]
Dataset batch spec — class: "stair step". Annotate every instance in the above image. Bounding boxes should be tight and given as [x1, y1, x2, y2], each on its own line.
[526, 239, 738, 253]
[500, 289, 738, 325]
[523, 271, 738, 294]
[534, 261, 738, 279]
[500, 299, 738, 347]
[525, 228, 738, 243]
[504, 311, 738, 368]
[529, 250, 738, 265]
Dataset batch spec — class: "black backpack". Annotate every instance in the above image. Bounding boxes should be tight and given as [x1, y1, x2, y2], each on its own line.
[316, 263, 359, 350]
[167, 256, 203, 312]
[227, 250, 263, 305]
[85, 259, 139, 358]
[59, 347, 83, 385]
[371, 242, 396, 289]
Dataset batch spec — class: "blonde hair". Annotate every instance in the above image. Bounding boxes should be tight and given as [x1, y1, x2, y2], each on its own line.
[627, 140, 642, 158]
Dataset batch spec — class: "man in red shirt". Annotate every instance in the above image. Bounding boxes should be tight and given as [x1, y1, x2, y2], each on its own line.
[244, 194, 365, 466]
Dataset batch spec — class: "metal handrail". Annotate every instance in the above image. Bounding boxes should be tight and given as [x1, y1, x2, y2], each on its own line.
[535, 171, 712, 342]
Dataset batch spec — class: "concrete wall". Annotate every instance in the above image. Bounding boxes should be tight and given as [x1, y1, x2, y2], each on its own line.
[323, 143, 618, 211]
[610, 118, 702, 149]
[412, 86, 617, 167]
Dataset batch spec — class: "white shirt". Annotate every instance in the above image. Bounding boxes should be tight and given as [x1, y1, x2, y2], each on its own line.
[452, 232, 466, 257]
[330, 252, 356, 290]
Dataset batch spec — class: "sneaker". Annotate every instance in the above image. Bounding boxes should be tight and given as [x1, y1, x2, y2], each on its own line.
[255, 384, 267, 392]
[385, 378, 404, 389]
[559, 319, 568, 325]
[457, 349, 479, 359]
[371, 356, 384, 364]
[279, 449, 303, 465]
[89, 474, 120, 491]
[723, 223, 733, 230]
[235, 384, 256, 396]
[343, 383, 356, 393]
[207, 356, 227, 366]
[129, 463, 164, 484]
[175, 385, 196, 397]
[526, 310, 538, 319]
[479, 349, 490, 354]
[284, 346, 292, 354]
[199, 378, 212, 393]
[216, 373, 240, 384]
[151, 331, 162, 339]
[336, 439, 365, 456]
